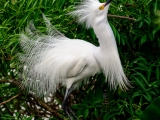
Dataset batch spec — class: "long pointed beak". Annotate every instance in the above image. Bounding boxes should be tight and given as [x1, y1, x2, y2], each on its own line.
[99, 0, 112, 10]
[104, 0, 112, 6]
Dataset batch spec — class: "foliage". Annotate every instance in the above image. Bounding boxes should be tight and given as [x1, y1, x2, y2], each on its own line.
[0, 0, 160, 119]
[140, 96, 160, 120]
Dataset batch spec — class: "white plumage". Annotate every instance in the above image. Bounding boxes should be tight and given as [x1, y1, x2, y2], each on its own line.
[19, 0, 130, 117]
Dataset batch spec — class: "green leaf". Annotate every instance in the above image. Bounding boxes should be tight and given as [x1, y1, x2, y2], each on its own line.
[154, 0, 158, 14]
[144, 17, 151, 25]
[144, 92, 152, 102]
[26, 0, 35, 10]
[94, 108, 98, 118]
[156, 66, 159, 81]
[89, 29, 96, 42]
[84, 108, 89, 119]
[18, 12, 31, 27]
[4, 1, 9, 9]
[141, 96, 160, 120]
[133, 76, 146, 91]
[132, 91, 141, 98]
[138, 21, 143, 28]
[117, 32, 121, 45]
[134, 72, 149, 86]
[110, 23, 117, 39]
[152, 27, 160, 37]
[103, 113, 110, 120]
[0, 26, 8, 29]
[140, 34, 147, 45]
[132, 57, 147, 64]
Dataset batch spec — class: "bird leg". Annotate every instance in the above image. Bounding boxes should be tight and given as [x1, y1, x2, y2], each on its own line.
[62, 87, 77, 120]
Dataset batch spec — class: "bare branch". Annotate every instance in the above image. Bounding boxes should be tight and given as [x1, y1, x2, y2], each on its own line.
[0, 79, 64, 119]
[0, 98, 13, 115]
[0, 79, 18, 85]
[0, 94, 21, 106]
[108, 14, 136, 21]
[30, 95, 63, 119]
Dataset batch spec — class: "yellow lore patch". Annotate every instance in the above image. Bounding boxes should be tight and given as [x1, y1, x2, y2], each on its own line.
[99, 5, 104, 10]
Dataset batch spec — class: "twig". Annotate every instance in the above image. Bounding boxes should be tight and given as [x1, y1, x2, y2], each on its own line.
[0, 79, 17, 84]
[0, 79, 64, 120]
[125, 4, 137, 8]
[108, 14, 136, 21]
[0, 94, 21, 106]
[66, 14, 136, 25]
[0, 98, 13, 115]
[30, 94, 64, 120]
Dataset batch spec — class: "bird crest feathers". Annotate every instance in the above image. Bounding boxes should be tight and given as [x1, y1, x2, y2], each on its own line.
[70, 0, 109, 28]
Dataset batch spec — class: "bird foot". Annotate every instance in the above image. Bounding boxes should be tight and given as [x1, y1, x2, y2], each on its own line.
[62, 102, 77, 120]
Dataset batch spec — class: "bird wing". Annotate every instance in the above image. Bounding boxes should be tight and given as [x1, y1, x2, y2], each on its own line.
[34, 39, 97, 78]
[19, 35, 97, 95]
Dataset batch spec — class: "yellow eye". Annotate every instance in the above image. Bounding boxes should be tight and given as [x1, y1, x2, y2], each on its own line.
[99, 5, 104, 10]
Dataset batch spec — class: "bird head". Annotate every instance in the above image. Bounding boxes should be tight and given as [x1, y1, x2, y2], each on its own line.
[71, 0, 112, 28]
[99, 0, 112, 10]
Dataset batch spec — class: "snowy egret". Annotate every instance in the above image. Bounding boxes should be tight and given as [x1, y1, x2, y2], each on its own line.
[19, 0, 130, 119]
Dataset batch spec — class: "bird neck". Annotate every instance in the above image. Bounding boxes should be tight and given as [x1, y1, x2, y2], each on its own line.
[93, 20, 128, 90]
[93, 18, 121, 70]
[93, 20, 117, 52]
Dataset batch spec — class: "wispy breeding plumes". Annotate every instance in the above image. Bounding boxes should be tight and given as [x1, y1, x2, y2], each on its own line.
[18, 0, 130, 119]
[70, 0, 109, 28]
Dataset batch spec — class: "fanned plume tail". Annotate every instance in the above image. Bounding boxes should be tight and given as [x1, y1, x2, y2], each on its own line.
[18, 15, 70, 96]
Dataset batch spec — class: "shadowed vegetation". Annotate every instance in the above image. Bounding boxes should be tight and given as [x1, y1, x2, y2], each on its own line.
[0, 0, 160, 119]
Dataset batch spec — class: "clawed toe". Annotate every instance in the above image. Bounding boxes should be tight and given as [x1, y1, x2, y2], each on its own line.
[62, 103, 77, 120]
[68, 107, 77, 119]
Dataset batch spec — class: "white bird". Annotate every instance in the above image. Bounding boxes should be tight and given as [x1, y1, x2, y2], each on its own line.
[18, 0, 130, 119]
